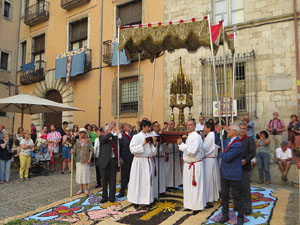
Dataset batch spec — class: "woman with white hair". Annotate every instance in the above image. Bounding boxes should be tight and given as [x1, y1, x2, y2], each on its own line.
[71, 128, 93, 195]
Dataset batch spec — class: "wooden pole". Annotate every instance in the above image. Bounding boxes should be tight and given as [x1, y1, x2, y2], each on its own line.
[70, 152, 74, 197]
[150, 58, 156, 121]
[207, 9, 224, 151]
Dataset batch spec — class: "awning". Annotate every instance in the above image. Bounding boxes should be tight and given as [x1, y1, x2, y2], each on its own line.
[119, 19, 234, 62]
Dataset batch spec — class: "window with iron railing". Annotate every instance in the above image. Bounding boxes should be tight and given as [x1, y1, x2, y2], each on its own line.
[201, 51, 256, 118]
[120, 77, 139, 113]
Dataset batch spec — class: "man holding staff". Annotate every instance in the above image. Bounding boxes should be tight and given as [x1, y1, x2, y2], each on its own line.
[177, 119, 206, 214]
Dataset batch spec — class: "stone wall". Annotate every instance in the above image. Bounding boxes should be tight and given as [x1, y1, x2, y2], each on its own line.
[163, 0, 299, 138]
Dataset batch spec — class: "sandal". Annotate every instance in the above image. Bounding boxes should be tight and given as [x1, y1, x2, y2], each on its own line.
[84, 190, 89, 195]
[76, 190, 83, 195]
[258, 180, 264, 184]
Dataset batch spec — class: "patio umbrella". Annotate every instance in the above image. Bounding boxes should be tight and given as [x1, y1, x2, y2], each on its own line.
[0, 94, 83, 127]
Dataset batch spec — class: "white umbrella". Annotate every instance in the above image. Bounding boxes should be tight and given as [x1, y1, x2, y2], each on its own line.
[0, 94, 83, 127]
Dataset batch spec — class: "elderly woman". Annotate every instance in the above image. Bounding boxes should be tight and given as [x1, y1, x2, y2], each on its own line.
[71, 128, 93, 195]
[0, 132, 13, 183]
[20, 130, 34, 182]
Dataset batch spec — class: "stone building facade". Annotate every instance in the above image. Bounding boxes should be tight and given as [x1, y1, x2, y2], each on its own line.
[163, 0, 299, 136]
[0, 0, 20, 132]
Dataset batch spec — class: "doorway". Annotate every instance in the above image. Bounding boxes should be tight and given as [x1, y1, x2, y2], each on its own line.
[44, 90, 62, 131]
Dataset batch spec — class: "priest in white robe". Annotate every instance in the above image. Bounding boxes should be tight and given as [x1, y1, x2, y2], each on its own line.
[203, 121, 221, 208]
[151, 121, 166, 198]
[127, 120, 157, 209]
[177, 119, 206, 214]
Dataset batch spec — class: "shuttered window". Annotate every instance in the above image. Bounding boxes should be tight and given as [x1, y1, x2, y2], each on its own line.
[69, 18, 88, 50]
[4, 1, 11, 18]
[117, 0, 142, 26]
[0, 52, 9, 70]
[33, 34, 45, 54]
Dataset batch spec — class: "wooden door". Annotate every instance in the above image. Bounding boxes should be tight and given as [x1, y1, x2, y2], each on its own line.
[44, 90, 62, 130]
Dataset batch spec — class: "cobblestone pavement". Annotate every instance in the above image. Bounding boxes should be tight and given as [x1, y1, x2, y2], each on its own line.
[0, 169, 299, 224]
[0, 167, 97, 221]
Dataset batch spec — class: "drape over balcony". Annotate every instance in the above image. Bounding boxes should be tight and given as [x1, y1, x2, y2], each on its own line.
[119, 19, 234, 62]
[55, 48, 88, 82]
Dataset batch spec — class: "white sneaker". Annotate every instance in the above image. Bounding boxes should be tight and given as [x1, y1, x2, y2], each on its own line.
[84, 189, 89, 195]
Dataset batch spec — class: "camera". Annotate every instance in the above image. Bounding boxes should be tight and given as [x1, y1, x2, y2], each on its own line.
[256, 134, 260, 139]
[272, 129, 277, 135]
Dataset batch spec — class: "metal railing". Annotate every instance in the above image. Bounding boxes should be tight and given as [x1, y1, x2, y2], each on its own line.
[20, 61, 46, 85]
[103, 40, 147, 65]
[24, 0, 49, 26]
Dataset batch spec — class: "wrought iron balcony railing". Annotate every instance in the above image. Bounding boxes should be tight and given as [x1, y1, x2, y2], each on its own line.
[20, 61, 46, 85]
[103, 40, 147, 65]
[61, 0, 90, 11]
[24, 0, 49, 27]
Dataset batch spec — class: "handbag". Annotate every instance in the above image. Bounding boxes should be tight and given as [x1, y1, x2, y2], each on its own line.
[53, 145, 59, 154]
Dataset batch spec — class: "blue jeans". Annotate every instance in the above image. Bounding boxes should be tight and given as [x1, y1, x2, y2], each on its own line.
[0, 159, 11, 181]
[256, 152, 270, 182]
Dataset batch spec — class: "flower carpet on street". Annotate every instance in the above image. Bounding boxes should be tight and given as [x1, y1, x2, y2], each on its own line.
[2, 186, 290, 225]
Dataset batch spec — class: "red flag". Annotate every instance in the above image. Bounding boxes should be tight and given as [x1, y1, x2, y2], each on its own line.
[210, 21, 223, 43]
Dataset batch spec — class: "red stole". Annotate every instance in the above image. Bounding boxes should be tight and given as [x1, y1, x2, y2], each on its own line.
[224, 139, 241, 153]
[123, 132, 132, 141]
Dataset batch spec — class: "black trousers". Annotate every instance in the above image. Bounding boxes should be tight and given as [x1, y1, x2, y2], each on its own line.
[100, 158, 118, 199]
[119, 157, 133, 194]
[221, 173, 245, 217]
[241, 169, 252, 211]
[95, 164, 101, 186]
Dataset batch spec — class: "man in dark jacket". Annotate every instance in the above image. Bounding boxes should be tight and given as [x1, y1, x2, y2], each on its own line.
[117, 123, 134, 198]
[219, 123, 245, 225]
[239, 123, 256, 215]
[99, 124, 119, 203]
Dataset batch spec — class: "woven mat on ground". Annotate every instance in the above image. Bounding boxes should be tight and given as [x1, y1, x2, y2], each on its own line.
[1, 186, 290, 225]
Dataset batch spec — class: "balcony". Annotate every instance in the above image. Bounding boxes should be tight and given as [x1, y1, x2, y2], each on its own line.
[24, 1, 49, 27]
[55, 48, 91, 80]
[20, 61, 46, 85]
[61, 0, 90, 11]
[103, 40, 147, 65]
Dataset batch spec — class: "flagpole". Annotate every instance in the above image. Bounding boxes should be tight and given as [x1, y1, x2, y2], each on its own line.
[231, 25, 237, 123]
[150, 58, 156, 121]
[137, 53, 141, 120]
[222, 15, 228, 127]
[70, 151, 74, 197]
[207, 9, 224, 151]
[117, 18, 121, 166]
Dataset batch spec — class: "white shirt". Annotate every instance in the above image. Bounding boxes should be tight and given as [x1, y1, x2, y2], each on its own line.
[178, 131, 203, 163]
[276, 147, 292, 160]
[196, 123, 205, 132]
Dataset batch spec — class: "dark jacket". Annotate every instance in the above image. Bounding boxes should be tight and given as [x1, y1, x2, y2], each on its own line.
[99, 133, 117, 169]
[240, 135, 256, 171]
[120, 132, 133, 161]
[0, 139, 13, 161]
[220, 137, 244, 181]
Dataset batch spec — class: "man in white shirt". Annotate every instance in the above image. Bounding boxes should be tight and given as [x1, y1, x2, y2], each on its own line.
[196, 116, 205, 133]
[276, 141, 292, 181]
[177, 119, 206, 214]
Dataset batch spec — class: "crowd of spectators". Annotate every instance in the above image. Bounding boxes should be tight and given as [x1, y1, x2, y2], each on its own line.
[0, 110, 299, 186]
